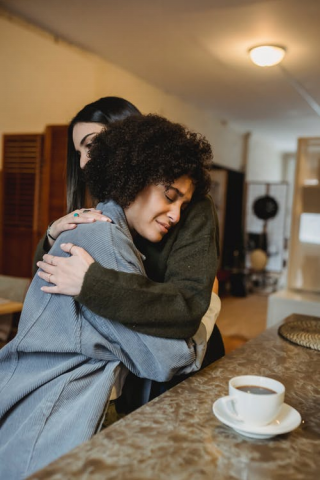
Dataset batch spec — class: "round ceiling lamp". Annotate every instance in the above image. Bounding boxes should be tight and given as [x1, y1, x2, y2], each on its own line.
[249, 45, 286, 67]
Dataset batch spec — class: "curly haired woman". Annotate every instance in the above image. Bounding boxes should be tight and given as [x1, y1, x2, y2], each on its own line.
[0, 114, 215, 479]
[34, 97, 224, 413]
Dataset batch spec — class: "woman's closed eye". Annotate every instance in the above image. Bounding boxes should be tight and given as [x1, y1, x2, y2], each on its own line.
[164, 187, 177, 203]
[76, 142, 91, 158]
[165, 192, 174, 203]
[163, 181, 193, 211]
[164, 193, 189, 212]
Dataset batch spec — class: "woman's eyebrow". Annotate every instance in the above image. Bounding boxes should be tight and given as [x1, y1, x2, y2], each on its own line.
[80, 132, 97, 146]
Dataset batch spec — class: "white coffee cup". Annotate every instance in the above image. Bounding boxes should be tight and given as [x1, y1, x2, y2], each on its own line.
[222, 375, 285, 427]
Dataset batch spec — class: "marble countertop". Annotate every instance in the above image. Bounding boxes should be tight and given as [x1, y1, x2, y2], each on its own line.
[29, 320, 320, 480]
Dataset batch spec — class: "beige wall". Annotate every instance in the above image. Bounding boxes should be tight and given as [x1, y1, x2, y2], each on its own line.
[0, 11, 283, 181]
[246, 133, 284, 182]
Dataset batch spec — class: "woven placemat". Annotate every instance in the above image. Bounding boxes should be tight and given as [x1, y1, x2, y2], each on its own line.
[278, 317, 320, 351]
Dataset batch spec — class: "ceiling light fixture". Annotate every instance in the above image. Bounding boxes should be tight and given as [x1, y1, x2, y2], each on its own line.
[248, 43, 320, 117]
[249, 45, 286, 67]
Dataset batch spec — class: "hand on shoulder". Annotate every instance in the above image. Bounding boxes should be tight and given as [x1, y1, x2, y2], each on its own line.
[46, 209, 112, 247]
[37, 243, 94, 296]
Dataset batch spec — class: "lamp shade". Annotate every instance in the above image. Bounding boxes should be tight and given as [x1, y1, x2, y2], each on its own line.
[249, 45, 286, 67]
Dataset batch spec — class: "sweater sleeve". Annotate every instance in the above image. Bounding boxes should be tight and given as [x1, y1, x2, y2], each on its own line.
[75, 197, 219, 339]
[32, 235, 51, 276]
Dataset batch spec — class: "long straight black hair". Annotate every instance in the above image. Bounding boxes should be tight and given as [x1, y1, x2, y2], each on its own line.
[67, 96, 141, 212]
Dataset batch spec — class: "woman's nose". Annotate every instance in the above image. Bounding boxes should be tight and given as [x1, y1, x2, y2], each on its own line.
[168, 205, 181, 225]
[80, 152, 89, 169]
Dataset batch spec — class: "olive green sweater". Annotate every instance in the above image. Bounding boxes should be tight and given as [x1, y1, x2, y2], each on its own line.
[33, 195, 219, 339]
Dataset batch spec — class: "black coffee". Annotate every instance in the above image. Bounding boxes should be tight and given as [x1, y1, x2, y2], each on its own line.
[236, 385, 276, 395]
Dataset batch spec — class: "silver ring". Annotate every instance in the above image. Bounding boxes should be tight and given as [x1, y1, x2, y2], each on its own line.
[83, 209, 91, 213]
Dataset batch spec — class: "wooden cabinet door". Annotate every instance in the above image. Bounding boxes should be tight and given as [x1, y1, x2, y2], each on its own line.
[37, 125, 68, 236]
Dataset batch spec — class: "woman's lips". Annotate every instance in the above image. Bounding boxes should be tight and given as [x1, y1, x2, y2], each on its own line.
[156, 220, 170, 234]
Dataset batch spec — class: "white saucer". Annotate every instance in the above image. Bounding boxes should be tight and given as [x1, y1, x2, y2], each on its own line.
[212, 397, 301, 439]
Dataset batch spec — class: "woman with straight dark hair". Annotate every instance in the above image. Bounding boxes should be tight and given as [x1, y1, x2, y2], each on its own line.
[34, 96, 224, 412]
[66, 96, 141, 214]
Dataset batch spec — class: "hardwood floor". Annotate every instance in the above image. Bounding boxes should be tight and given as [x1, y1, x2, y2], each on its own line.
[216, 293, 269, 354]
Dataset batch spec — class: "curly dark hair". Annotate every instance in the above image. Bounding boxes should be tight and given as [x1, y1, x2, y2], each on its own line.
[84, 114, 213, 208]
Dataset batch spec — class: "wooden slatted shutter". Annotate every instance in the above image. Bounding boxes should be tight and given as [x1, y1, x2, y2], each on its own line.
[1, 134, 43, 277]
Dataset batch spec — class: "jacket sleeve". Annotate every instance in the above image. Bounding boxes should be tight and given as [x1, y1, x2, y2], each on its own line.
[32, 235, 50, 276]
[75, 197, 219, 339]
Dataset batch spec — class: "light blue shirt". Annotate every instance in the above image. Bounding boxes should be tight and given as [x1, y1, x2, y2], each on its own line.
[0, 201, 203, 479]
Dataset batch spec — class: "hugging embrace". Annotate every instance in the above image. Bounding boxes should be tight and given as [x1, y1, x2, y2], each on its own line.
[0, 113, 216, 478]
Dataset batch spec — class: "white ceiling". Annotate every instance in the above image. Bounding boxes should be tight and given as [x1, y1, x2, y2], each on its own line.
[1, 0, 320, 153]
